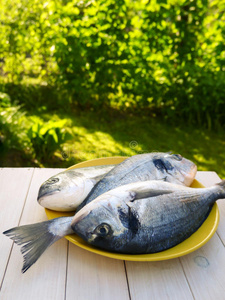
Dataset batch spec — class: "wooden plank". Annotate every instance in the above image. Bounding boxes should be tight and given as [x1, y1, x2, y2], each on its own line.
[179, 171, 225, 300]
[66, 245, 130, 300]
[0, 168, 34, 283]
[1, 168, 69, 300]
[180, 234, 225, 300]
[126, 259, 194, 300]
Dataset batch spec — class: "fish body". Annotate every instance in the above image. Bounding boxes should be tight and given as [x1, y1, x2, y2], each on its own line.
[71, 180, 225, 254]
[77, 153, 197, 210]
[38, 164, 115, 211]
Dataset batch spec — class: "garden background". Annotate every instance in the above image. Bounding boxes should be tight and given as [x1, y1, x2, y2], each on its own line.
[0, 0, 225, 177]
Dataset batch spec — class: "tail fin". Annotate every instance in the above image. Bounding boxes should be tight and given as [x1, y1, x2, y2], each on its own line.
[216, 180, 225, 198]
[3, 216, 73, 273]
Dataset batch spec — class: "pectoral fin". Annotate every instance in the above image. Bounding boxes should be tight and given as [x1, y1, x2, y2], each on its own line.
[130, 189, 173, 201]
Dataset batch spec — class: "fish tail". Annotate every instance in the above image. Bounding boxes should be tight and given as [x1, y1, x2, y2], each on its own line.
[3, 216, 73, 273]
[216, 180, 225, 198]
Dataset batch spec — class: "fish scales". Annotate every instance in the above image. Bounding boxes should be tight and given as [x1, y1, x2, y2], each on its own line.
[72, 180, 225, 254]
[132, 190, 213, 253]
[78, 153, 197, 210]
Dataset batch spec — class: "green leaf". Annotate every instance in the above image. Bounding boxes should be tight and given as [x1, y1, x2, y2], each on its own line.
[49, 129, 59, 143]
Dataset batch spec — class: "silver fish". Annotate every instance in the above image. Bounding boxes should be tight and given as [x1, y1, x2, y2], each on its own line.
[77, 152, 197, 210]
[38, 153, 196, 212]
[71, 180, 225, 254]
[38, 164, 115, 211]
[3, 152, 197, 272]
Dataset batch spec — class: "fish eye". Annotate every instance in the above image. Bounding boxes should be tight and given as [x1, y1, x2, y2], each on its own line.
[172, 154, 182, 161]
[94, 223, 111, 237]
[46, 177, 59, 185]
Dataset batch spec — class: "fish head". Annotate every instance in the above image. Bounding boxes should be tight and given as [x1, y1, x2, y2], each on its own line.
[71, 191, 136, 252]
[153, 153, 197, 186]
[37, 170, 95, 211]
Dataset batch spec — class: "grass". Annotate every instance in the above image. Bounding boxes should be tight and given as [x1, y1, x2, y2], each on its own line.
[1, 108, 225, 178]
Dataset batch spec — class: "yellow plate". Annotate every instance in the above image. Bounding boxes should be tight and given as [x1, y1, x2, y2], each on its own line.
[45, 157, 219, 261]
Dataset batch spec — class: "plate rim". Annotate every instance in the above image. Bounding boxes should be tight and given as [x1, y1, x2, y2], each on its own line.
[45, 157, 219, 261]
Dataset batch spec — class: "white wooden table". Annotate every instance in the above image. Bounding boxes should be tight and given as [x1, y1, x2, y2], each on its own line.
[0, 168, 225, 300]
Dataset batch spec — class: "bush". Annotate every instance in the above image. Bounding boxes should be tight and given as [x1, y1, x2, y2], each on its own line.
[0, 98, 28, 151]
[27, 117, 73, 160]
[0, 0, 225, 127]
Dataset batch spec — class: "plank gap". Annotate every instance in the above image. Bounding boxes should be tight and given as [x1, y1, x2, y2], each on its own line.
[0, 168, 35, 292]
[216, 232, 225, 248]
[0, 242, 15, 292]
[17, 168, 35, 226]
[179, 257, 196, 300]
[124, 261, 132, 300]
[64, 241, 69, 300]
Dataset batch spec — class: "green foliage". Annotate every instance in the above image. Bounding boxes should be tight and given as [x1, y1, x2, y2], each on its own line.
[0, 98, 28, 151]
[0, 82, 70, 111]
[1, 108, 225, 178]
[0, 0, 225, 127]
[0, 92, 11, 108]
[27, 117, 73, 160]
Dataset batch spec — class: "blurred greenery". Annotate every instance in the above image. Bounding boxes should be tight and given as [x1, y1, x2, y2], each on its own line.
[27, 117, 73, 161]
[0, 106, 225, 178]
[0, 0, 225, 177]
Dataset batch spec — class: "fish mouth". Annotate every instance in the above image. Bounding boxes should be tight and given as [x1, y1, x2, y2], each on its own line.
[37, 189, 60, 201]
